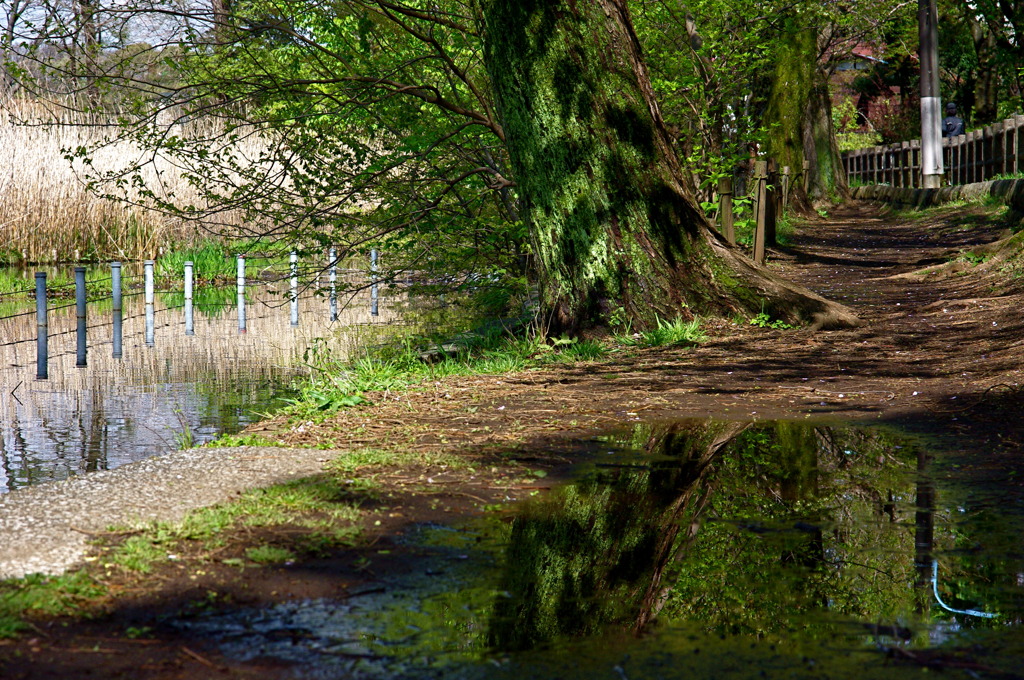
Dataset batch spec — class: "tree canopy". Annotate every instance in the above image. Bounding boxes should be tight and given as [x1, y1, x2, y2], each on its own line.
[1, 0, 878, 330]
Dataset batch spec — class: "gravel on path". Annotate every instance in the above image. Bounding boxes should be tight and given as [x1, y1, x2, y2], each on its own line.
[0, 446, 338, 579]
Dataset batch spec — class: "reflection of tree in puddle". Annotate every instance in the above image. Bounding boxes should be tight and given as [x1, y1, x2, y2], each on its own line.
[488, 420, 1021, 654]
[488, 420, 746, 650]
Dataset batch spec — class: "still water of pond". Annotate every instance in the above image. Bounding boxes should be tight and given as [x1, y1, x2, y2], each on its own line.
[0, 265, 390, 492]
[177, 419, 1024, 679]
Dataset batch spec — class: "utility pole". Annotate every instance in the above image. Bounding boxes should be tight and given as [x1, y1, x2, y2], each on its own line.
[919, 0, 943, 188]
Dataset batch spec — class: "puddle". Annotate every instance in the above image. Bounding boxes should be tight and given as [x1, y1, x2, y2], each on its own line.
[173, 419, 1024, 679]
[0, 269, 394, 492]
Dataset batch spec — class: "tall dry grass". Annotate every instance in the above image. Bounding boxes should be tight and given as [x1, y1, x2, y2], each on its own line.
[0, 98, 251, 264]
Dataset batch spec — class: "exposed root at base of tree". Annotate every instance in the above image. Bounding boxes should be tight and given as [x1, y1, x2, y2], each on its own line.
[710, 237, 862, 331]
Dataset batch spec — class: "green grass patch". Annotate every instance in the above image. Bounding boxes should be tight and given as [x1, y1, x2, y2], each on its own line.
[617, 316, 706, 348]
[0, 442, 497, 637]
[99, 474, 366, 575]
[749, 312, 796, 330]
[286, 326, 612, 421]
[244, 545, 296, 564]
[156, 239, 289, 283]
[329, 448, 470, 477]
[0, 572, 105, 638]
[889, 200, 970, 221]
[207, 432, 280, 447]
[956, 251, 992, 266]
[156, 241, 235, 281]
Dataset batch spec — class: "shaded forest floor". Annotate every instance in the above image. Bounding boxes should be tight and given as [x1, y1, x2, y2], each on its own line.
[2, 201, 1024, 678]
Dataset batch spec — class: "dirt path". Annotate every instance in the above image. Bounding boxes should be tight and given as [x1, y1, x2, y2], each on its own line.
[250, 202, 1024, 461]
[2, 201, 1023, 679]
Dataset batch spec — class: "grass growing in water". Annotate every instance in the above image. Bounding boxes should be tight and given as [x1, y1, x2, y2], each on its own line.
[156, 241, 235, 281]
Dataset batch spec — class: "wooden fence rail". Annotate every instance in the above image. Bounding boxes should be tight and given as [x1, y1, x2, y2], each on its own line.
[842, 113, 1024, 188]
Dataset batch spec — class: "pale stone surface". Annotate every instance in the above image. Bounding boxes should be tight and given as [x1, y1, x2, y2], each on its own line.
[0, 446, 338, 579]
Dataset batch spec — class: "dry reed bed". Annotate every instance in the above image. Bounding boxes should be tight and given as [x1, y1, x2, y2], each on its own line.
[0, 100, 254, 264]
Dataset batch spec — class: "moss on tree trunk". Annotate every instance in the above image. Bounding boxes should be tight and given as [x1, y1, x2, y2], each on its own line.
[479, 0, 857, 332]
[765, 21, 848, 208]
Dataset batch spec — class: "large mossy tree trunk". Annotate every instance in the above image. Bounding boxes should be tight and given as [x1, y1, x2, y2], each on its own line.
[478, 0, 858, 333]
[764, 21, 848, 209]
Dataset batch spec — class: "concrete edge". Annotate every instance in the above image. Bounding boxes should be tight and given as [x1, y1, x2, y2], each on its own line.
[851, 179, 1024, 213]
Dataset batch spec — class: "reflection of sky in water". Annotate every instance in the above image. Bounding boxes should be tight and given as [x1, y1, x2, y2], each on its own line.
[175, 421, 1024, 679]
[0, 276, 393, 492]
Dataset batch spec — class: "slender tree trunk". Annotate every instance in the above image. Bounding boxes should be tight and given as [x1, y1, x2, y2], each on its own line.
[765, 21, 848, 209]
[75, 0, 100, 98]
[478, 0, 857, 333]
[77, 0, 99, 57]
[969, 17, 999, 124]
[211, 0, 233, 48]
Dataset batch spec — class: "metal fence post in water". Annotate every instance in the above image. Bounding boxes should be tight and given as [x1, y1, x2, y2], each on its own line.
[371, 249, 379, 317]
[329, 247, 338, 322]
[237, 255, 247, 334]
[145, 259, 155, 347]
[184, 260, 195, 336]
[111, 262, 122, 359]
[290, 251, 299, 327]
[75, 267, 87, 368]
[35, 272, 47, 380]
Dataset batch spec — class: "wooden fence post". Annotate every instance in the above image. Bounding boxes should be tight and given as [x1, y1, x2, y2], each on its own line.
[781, 165, 791, 213]
[1011, 116, 1019, 176]
[1016, 114, 1024, 175]
[905, 140, 913, 187]
[965, 130, 975, 183]
[984, 124, 995, 180]
[802, 158, 811, 193]
[995, 122, 1003, 176]
[753, 160, 768, 265]
[999, 120, 1010, 175]
[956, 134, 966, 185]
[978, 127, 987, 180]
[948, 135, 958, 185]
[941, 137, 950, 185]
[910, 139, 921, 187]
[718, 176, 735, 245]
[766, 159, 778, 246]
